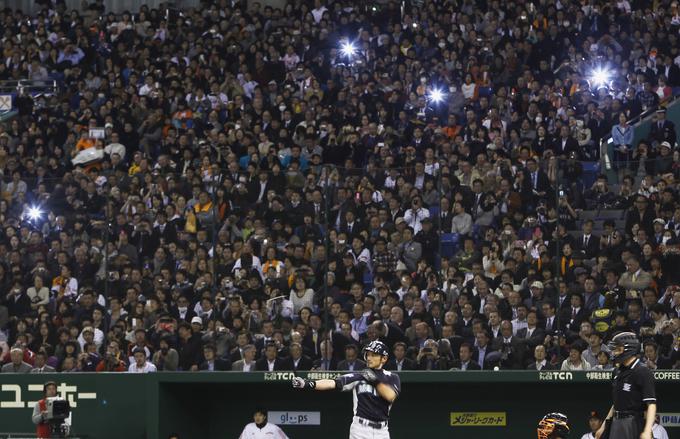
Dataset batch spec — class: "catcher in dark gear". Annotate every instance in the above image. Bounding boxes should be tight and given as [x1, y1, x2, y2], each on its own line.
[595, 332, 656, 439]
[537, 412, 570, 439]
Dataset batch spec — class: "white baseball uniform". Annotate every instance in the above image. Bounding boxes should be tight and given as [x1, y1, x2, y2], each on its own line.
[238, 422, 289, 439]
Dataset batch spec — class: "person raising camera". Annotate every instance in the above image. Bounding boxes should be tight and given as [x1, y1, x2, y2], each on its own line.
[32, 381, 57, 438]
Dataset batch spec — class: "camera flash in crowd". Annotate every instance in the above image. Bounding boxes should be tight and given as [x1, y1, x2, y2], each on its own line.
[340, 41, 356, 58]
[26, 206, 43, 221]
[589, 67, 611, 87]
[427, 87, 446, 104]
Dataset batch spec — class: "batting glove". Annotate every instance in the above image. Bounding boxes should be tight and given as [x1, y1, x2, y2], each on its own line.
[292, 376, 316, 389]
[361, 368, 378, 384]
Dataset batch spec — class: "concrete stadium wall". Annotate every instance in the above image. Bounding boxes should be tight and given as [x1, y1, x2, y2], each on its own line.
[1, 371, 680, 439]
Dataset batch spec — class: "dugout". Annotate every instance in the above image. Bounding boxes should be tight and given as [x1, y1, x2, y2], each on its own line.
[1, 372, 679, 438]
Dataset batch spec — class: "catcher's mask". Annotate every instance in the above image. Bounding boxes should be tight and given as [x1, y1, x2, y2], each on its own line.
[537, 412, 570, 439]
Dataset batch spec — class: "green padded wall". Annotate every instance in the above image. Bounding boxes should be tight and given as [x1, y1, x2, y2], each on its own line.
[1, 371, 679, 439]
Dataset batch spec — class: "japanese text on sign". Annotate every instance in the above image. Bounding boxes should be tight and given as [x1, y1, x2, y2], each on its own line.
[450, 412, 507, 427]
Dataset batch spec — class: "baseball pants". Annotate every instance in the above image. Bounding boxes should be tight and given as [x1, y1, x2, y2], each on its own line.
[349, 417, 390, 439]
[609, 416, 643, 439]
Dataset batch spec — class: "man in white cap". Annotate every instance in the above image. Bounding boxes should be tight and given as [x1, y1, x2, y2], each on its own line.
[649, 108, 676, 145]
[652, 218, 666, 245]
[190, 316, 203, 334]
[525, 281, 546, 312]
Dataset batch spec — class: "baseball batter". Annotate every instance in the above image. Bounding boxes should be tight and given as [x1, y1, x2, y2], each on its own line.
[292, 340, 400, 439]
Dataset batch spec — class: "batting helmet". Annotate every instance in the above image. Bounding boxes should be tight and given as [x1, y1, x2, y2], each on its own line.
[607, 331, 641, 364]
[537, 412, 570, 439]
[363, 340, 389, 361]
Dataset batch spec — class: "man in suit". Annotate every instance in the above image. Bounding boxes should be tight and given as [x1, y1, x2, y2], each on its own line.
[472, 330, 495, 370]
[246, 168, 271, 205]
[526, 345, 557, 370]
[199, 345, 231, 371]
[152, 211, 177, 245]
[668, 288, 680, 319]
[523, 158, 551, 207]
[540, 302, 559, 334]
[309, 189, 326, 225]
[441, 324, 465, 356]
[560, 293, 588, 334]
[663, 55, 680, 88]
[281, 342, 313, 371]
[255, 343, 288, 371]
[555, 281, 571, 313]
[553, 125, 580, 158]
[487, 310, 502, 341]
[469, 179, 485, 221]
[405, 320, 432, 348]
[371, 320, 407, 351]
[491, 321, 528, 369]
[577, 220, 600, 260]
[387, 307, 409, 334]
[336, 344, 366, 371]
[625, 195, 655, 239]
[450, 343, 481, 370]
[439, 197, 453, 232]
[302, 318, 323, 360]
[456, 303, 476, 342]
[311, 340, 337, 371]
[232, 345, 257, 371]
[385, 342, 417, 371]
[1, 347, 32, 373]
[649, 108, 677, 145]
[618, 255, 653, 295]
[30, 352, 56, 373]
[330, 329, 353, 366]
[407, 162, 435, 192]
[31, 352, 56, 373]
[254, 321, 276, 360]
[169, 295, 196, 323]
[387, 196, 405, 225]
[516, 310, 546, 349]
[399, 227, 423, 273]
[339, 209, 365, 239]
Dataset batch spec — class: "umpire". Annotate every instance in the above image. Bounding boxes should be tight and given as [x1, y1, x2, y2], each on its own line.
[595, 332, 656, 439]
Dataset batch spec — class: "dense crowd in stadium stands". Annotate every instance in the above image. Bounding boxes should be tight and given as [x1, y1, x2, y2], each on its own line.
[0, 0, 679, 374]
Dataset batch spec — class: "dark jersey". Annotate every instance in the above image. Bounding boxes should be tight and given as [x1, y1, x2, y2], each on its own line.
[335, 369, 401, 422]
[612, 358, 656, 412]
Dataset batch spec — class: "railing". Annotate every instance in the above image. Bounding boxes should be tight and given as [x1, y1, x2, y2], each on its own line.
[0, 435, 87, 439]
[601, 94, 680, 178]
[0, 79, 59, 99]
[12, 0, 200, 15]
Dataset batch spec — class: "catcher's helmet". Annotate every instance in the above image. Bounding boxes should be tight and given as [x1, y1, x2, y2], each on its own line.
[607, 331, 640, 364]
[537, 413, 570, 439]
[363, 340, 389, 360]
